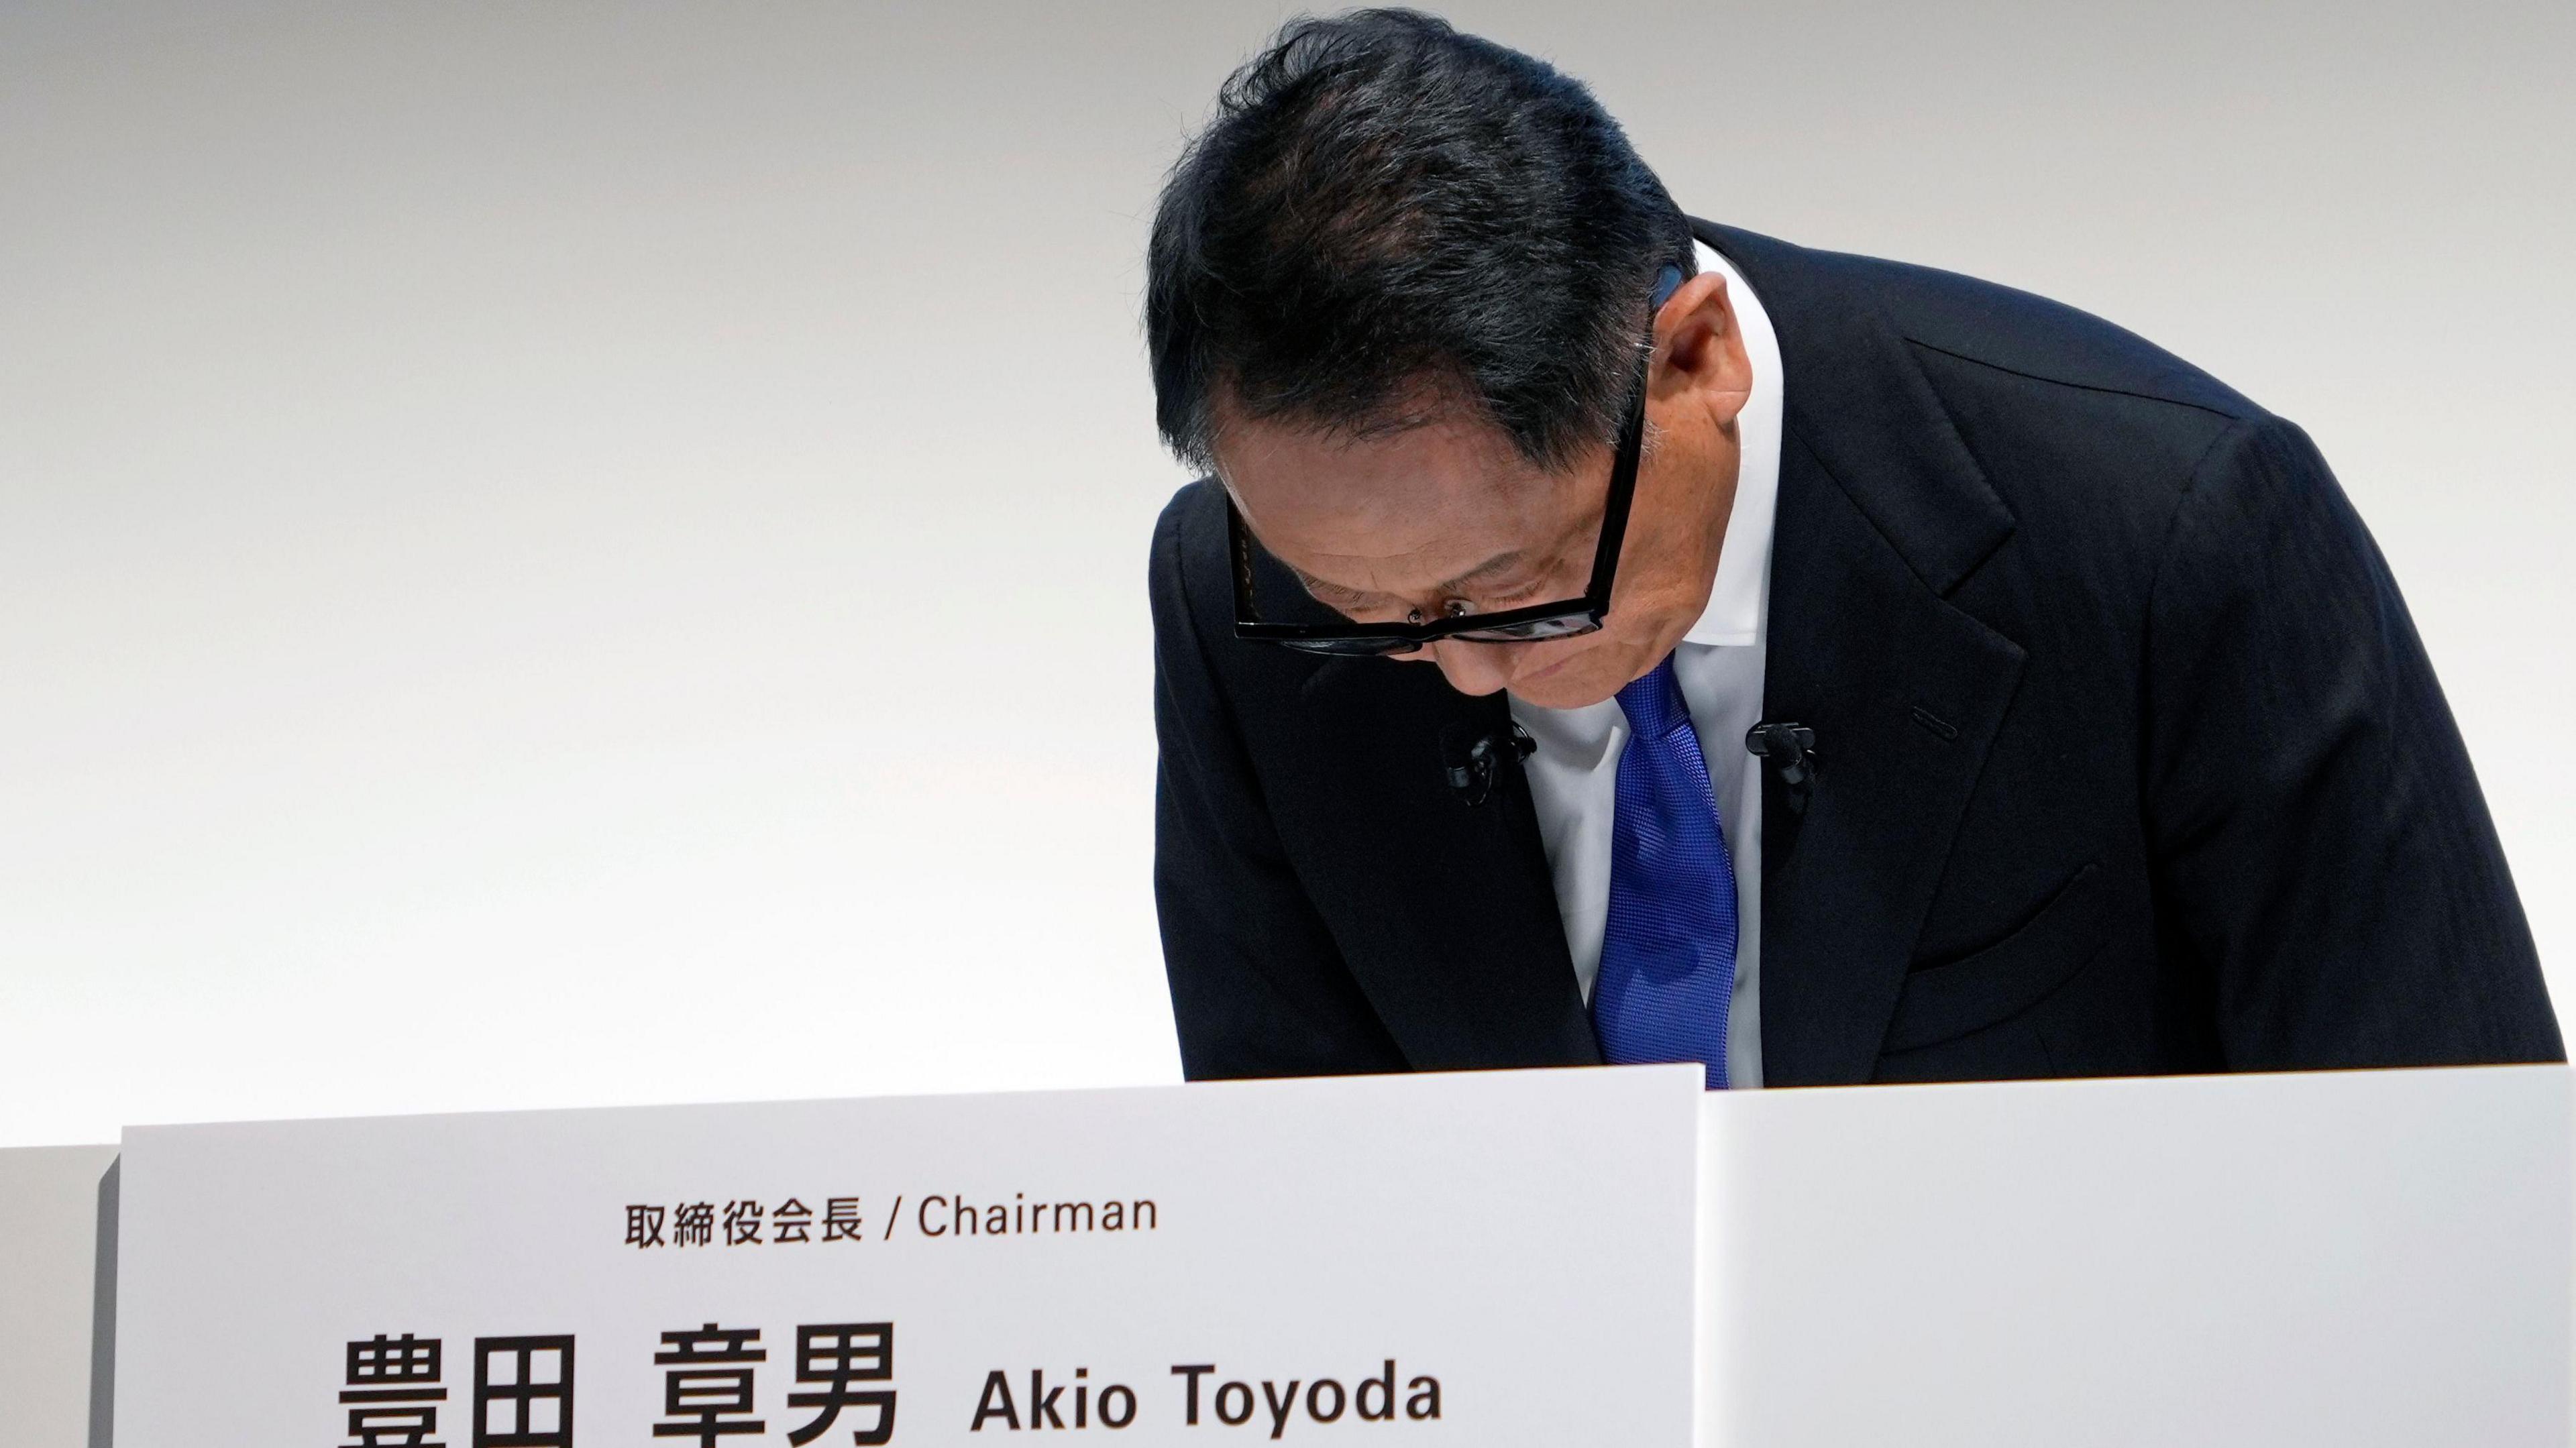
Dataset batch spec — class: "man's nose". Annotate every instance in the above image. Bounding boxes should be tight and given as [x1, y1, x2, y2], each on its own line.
[1415, 637, 1512, 696]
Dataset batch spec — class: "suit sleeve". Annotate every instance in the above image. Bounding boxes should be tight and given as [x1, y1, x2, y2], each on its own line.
[2143, 414, 2562, 1066]
[1149, 486, 1409, 1080]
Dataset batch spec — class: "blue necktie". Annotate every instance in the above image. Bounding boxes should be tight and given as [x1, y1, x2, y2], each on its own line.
[1593, 653, 1739, 1089]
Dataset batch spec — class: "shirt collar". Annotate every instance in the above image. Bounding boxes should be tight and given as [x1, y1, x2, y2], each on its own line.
[1679, 235, 1784, 649]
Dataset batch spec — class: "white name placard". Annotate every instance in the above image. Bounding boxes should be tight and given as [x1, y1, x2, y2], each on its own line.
[111, 1066, 1702, 1446]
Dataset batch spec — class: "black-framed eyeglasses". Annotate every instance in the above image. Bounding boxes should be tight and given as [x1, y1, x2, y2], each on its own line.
[1228, 263, 1687, 658]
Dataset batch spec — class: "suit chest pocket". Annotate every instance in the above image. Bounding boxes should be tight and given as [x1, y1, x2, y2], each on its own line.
[1882, 862, 2109, 1054]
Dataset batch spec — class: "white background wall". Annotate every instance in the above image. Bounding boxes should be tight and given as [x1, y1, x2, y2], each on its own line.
[3, 0, 2569, 1146]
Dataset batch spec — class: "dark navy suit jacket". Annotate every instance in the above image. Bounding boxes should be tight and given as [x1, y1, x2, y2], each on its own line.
[1148, 219, 2563, 1084]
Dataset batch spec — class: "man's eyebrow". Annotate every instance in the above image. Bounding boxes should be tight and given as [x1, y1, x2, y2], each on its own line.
[1292, 548, 1531, 606]
[1435, 549, 1529, 596]
[1289, 567, 1378, 605]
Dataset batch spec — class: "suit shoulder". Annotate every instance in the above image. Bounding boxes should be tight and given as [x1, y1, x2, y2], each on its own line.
[1697, 221, 2256, 423]
[1831, 253, 2279, 544]
[1823, 249, 2261, 423]
[1151, 476, 1226, 610]
[1156, 474, 1222, 535]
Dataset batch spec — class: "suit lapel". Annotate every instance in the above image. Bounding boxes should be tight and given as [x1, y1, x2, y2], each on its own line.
[1293, 660, 1601, 1071]
[1757, 433, 2025, 1083]
[1700, 221, 2028, 1085]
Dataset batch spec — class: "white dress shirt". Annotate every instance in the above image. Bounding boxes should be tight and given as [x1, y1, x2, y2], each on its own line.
[1507, 237, 1784, 1089]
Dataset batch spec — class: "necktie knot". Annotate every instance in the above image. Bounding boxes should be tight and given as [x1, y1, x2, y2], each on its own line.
[1615, 654, 1693, 740]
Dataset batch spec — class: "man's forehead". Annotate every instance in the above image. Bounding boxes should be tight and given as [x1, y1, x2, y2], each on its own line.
[1286, 538, 1536, 605]
[1216, 406, 1548, 532]
[1234, 493, 1568, 610]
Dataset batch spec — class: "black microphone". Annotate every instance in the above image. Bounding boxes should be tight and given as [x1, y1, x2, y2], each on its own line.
[1746, 721, 1820, 805]
[1444, 722, 1537, 807]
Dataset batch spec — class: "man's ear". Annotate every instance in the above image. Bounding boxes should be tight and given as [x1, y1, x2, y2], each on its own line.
[1652, 271, 1754, 429]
